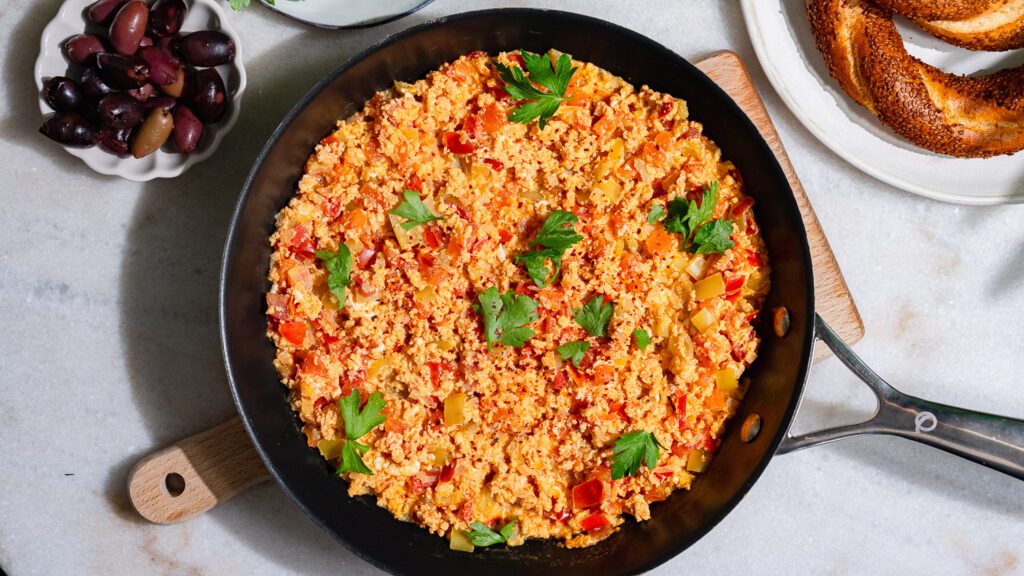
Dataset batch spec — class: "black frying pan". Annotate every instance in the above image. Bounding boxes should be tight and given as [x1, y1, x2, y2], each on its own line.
[220, 9, 1024, 575]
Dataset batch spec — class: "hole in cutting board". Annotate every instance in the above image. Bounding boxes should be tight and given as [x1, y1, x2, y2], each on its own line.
[165, 472, 185, 497]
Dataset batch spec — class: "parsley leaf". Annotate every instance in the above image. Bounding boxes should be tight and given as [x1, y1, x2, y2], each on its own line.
[473, 287, 538, 350]
[389, 189, 443, 230]
[557, 340, 590, 367]
[661, 182, 734, 254]
[228, 0, 250, 9]
[337, 389, 386, 475]
[514, 210, 583, 287]
[690, 219, 735, 254]
[465, 520, 517, 547]
[573, 295, 614, 338]
[647, 204, 666, 225]
[315, 245, 352, 308]
[612, 430, 665, 480]
[632, 329, 652, 351]
[497, 50, 578, 129]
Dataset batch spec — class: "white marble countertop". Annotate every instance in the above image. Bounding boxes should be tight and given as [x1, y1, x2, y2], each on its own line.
[2, 0, 1024, 574]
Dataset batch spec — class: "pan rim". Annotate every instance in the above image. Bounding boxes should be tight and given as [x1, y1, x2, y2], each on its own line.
[220, 8, 816, 574]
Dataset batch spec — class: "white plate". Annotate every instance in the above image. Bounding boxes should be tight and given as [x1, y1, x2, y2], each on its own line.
[258, 0, 434, 29]
[35, 0, 247, 182]
[740, 0, 1024, 205]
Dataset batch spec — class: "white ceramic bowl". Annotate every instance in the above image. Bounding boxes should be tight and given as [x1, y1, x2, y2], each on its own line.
[257, 0, 434, 29]
[34, 0, 247, 181]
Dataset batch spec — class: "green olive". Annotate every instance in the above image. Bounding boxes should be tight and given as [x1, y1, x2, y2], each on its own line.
[132, 107, 174, 158]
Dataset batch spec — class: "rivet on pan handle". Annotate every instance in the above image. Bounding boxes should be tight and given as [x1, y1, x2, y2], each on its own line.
[779, 315, 1024, 481]
[128, 417, 270, 524]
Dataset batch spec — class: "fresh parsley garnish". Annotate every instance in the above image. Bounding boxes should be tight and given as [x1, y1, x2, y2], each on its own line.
[228, 0, 249, 9]
[573, 295, 613, 338]
[473, 287, 538, 350]
[662, 182, 735, 254]
[337, 389, 386, 475]
[315, 245, 352, 308]
[389, 189, 443, 230]
[612, 430, 665, 480]
[632, 329, 652, 351]
[465, 520, 517, 547]
[514, 210, 583, 287]
[557, 340, 590, 367]
[497, 50, 579, 129]
[647, 204, 666, 225]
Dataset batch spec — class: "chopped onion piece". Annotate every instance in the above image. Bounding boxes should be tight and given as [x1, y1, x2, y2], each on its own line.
[450, 530, 475, 553]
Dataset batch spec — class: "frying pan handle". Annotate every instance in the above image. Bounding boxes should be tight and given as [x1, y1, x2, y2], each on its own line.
[778, 315, 1024, 481]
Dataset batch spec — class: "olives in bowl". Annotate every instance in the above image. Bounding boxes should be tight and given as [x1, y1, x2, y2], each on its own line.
[34, 0, 246, 180]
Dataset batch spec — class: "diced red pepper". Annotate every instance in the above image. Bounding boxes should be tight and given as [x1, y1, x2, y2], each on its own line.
[508, 52, 526, 68]
[485, 85, 512, 103]
[408, 468, 440, 495]
[323, 198, 344, 221]
[462, 115, 480, 140]
[658, 100, 675, 119]
[279, 322, 307, 346]
[428, 361, 442, 386]
[301, 354, 327, 376]
[676, 394, 687, 417]
[724, 276, 745, 296]
[552, 508, 572, 523]
[651, 466, 674, 481]
[704, 435, 721, 453]
[608, 401, 628, 420]
[552, 371, 567, 390]
[417, 250, 435, 268]
[406, 175, 423, 192]
[746, 250, 763, 268]
[444, 131, 474, 154]
[581, 512, 610, 532]
[339, 369, 366, 398]
[479, 104, 505, 134]
[452, 203, 470, 221]
[423, 225, 443, 249]
[288, 225, 316, 259]
[731, 197, 755, 217]
[483, 158, 505, 172]
[497, 229, 513, 243]
[356, 248, 377, 270]
[572, 479, 605, 509]
[439, 462, 456, 483]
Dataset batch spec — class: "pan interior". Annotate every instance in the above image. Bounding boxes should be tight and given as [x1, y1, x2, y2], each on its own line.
[221, 9, 815, 576]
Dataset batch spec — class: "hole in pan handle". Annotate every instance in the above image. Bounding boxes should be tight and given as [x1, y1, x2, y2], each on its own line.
[778, 315, 1024, 481]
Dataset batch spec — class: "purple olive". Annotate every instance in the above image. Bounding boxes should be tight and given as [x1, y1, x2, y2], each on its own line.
[149, 0, 187, 37]
[97, 93, 144, 129]
[178, 31, 235, 67]
[86, 0, 129, 26]
[128, 83, 156, 101]
[96, 53, 149, 89]
[172, 106, 203, 153]
[145, 96, 177, 111]
[136, 46, 180, 86]
[132, 107, 174, 158]
[39, 113, 98, 148]
[42, 77, 86, 113]
[138, 36, 154, 49]
[109, 0, 149, 56]
[82, 66, 116, 98]
[98, 126, 133, 157]
[63, 34, 106, 66]
[188, 68, 227, 123]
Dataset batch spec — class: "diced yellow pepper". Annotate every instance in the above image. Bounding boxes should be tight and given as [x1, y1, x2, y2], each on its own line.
[444, 392, 467, 426]
[414, 286, 436, 305]
[317, 438, 344, 460]
[450, 530, 475, 553]
[716, 365, 741, 391]
[694, 272, 725, 300]
[367, 355, 392, 381]
[431, 445, 450, 467]
[686, 449, 711, 473]
[690, 308, 716, 332]
[592, 179, 622, 205]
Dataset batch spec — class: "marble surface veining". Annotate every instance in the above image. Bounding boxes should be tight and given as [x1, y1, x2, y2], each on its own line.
[2, 0, 1023, 574]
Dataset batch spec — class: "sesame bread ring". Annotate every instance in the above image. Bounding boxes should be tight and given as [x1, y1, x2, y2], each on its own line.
[806, 0, 1024, 157]
[874, 0, 1024, 51]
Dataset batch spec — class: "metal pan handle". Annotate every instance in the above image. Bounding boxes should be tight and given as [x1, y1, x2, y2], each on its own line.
[778, 314, 1024, 481]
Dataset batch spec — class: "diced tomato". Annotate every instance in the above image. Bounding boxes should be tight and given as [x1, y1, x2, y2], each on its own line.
[592, 114, 616, 138]
[479, 103, 505, 134]
[724, 276, 745, 297]
[552, 508, 572, 523]
[645, 226, 677, 254]
[301, 354, 327, 376]
[658, 100, 676, 119]
[423, 225, 443, 249]
[288, 225, 316, 259]
[608, 401, 628, 420]
[497, 229, 513, 243]
[452, 203, 470, 221]
[339, 369, 366, 398]
[417, 251, 435, 268]
[552, 371, 567, 390]
[572, 479, 605, 509]
[279, 322, 307, 346]
[439, 462, 456, 483]
[266, 293, 291, 321]
[593, 364, 616, 385]
[405, 175, 423, 192]
[323, 198, 344, 221]
[483, 158, 505, 172]
[444, 131, 474, 154]
[513, 282, 535, 296]
[676, 394, 687, 417]
[312, 396, 329, 412]
[641, 141, 667, 166]
[428, 361, 443, 386]
[704, 435, 721, 453]
[408, 468, 440, 495]
[731, 197, 755, 217]
[508, 52, 525, 68]
[581, 512, 610, 533]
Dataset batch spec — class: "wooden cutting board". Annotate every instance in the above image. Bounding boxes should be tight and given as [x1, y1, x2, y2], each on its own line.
[127, 50, 864, 525]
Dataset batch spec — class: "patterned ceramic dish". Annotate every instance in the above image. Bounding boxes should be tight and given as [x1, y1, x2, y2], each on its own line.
[34, 0, 247, 182]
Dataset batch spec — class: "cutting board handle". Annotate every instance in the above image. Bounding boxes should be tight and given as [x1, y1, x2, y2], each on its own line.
[128, 417, 269, 524]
